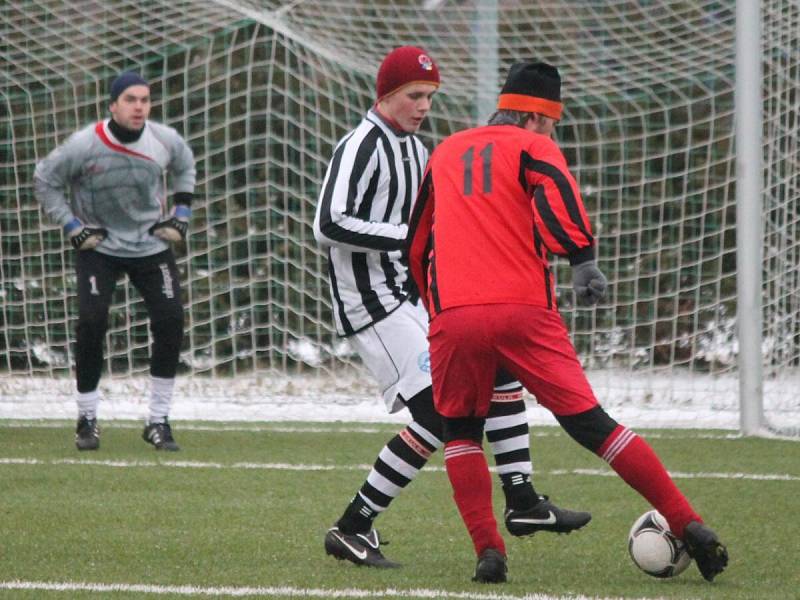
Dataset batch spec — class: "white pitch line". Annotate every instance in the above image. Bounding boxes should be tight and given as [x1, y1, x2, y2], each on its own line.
[0, 457, 373, 471]
[1, 457, 797, 481]
[0, 421, 749, 440]
[561, 468, 800, 481]
[0, 422, 391, 434]
[0, 580, 680, 600]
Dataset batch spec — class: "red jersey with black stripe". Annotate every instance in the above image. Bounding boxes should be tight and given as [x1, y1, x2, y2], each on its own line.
[408, 124, 595, 318]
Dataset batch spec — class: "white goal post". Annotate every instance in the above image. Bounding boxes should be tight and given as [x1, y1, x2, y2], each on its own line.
[1, 0, 798, 435]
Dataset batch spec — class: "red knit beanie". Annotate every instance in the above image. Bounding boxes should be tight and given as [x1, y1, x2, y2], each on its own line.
[376, 46, 440, 101]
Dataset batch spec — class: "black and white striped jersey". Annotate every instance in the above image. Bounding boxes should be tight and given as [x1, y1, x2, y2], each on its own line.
[314, 108, 429, 336]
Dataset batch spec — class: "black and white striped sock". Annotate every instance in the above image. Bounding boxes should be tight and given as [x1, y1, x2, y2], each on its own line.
[486, 381, 539, 509]
[337, 421, 442, 534]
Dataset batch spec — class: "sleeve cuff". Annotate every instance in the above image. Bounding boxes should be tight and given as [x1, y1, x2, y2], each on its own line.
[173, 191, 193, 207]
[568, 245, 596, 266]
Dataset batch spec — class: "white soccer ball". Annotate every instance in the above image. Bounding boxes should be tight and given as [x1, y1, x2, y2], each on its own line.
[628, 510, 691, 578]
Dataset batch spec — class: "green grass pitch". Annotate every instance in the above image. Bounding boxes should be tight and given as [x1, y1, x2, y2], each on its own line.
[1, 420, 798, 599]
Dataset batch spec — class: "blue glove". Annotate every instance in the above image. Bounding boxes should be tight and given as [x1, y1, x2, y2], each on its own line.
[571, 261, 607, 305]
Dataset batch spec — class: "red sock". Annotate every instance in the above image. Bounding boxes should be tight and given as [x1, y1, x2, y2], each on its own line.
[444, 440, 505, 556]
[598, 425, 702, 538]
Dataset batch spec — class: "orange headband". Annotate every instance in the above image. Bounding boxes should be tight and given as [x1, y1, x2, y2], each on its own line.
[496, 93, 562, 120]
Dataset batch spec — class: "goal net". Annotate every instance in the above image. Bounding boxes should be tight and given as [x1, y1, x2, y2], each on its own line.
[1, 0, 798, 433]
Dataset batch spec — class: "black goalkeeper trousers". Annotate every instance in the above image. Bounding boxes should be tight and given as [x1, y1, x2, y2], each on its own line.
[74, 249, 185, 393]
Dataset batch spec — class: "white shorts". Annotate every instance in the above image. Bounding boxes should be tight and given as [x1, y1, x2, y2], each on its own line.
[350, 300, 432, 413]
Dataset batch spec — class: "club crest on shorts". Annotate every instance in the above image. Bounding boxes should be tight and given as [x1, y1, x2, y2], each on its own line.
[418, 351, 431, 373]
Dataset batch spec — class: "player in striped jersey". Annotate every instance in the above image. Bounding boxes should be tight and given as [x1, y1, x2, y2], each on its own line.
[408, 61, 728, 583]
[34, 72, 196, 452]
[315, 47, 590, 569]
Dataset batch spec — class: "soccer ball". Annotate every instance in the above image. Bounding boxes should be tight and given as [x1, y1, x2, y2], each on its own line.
[628, 510, 691, 578]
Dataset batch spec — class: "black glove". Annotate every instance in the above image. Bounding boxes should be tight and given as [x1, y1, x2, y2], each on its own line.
[571, 260, 607, 305]
[149, 204, 190, 242]
[69, 225, 108, 250]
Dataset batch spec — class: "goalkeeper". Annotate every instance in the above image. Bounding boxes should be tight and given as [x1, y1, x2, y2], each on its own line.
[33, 71, 196, 452]
[407, 60, 728, 584]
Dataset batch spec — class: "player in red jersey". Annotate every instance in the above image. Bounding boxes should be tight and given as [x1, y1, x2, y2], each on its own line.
[317, 48, 590, 571]
[407, 61, 728, 584]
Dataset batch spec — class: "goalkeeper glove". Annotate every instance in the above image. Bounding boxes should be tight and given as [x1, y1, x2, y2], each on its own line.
[65, 218, 107, 251]
[149, 204, 191, 242]
[571, 260, 607, 305]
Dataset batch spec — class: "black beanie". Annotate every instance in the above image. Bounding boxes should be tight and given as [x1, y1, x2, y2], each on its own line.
[496, 62, 562, 120]
[110, 72, 149, 102]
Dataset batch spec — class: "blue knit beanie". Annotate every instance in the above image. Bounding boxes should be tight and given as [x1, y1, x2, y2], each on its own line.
[110, 72, 148, 102]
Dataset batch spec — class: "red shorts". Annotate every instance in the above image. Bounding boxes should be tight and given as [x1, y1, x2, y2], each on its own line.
[428, 304, 598, 418]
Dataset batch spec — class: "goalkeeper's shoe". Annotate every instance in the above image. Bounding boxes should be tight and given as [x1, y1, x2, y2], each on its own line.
[142, 419, 180, 451]
[324, 526, 400, 568]
[75, 416, 100, 451]
[472, 548, 507, 583]
[683, 521, 728, 582]
[504, 495, 591, 536]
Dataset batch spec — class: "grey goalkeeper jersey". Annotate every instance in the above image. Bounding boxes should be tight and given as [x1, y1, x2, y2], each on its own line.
[34, 119, 196, 257]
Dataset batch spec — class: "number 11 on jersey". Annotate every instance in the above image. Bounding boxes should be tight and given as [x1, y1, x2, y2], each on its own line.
[461, 143, 493, 196]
